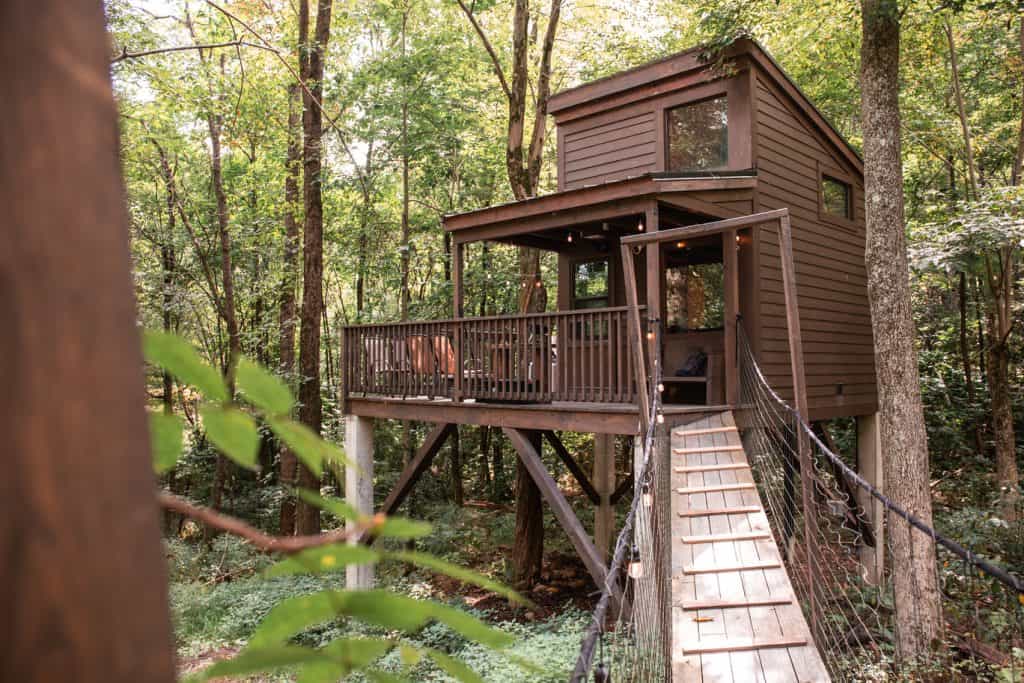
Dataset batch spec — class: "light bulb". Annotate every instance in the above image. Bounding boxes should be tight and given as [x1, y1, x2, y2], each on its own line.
[657, 383, 664, 393]
[567, 232, 573, 243]
[637, 220, 644, 232]
[642, 483, 652, 508]
[656, 413, 665, 424]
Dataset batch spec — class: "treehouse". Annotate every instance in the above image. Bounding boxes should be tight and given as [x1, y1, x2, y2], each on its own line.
[341, 39, 875, 431]
[338, 40, 880, 643]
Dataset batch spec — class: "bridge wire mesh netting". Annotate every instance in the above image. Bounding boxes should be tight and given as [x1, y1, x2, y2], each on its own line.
[738, 326, 1024, 681]
[571, 319, 672, 682]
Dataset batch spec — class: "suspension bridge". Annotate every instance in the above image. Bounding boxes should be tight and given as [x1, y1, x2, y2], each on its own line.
[571, 324, 1024, 682]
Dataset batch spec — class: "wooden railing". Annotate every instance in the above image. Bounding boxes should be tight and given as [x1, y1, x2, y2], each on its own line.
[341, 307, 645, 405]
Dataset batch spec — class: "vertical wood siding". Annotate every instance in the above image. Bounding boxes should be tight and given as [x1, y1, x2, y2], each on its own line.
[754, 74, 878, 419]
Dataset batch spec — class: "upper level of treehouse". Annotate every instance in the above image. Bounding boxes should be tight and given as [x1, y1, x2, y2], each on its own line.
[340, 39, 877, 435]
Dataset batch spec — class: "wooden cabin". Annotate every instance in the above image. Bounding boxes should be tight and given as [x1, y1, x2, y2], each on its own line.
[341, 39, 876, 432]
[338, 40, 880, 602]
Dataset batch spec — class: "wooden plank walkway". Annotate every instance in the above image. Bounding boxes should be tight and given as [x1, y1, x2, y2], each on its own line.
[671, 411, 831, 682]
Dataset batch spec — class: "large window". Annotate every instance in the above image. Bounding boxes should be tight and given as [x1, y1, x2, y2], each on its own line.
[666, 96, 729, 171]
[665, 262, 724, 332]
[822, 175, 852, 218]
[573, 259, 609, 309]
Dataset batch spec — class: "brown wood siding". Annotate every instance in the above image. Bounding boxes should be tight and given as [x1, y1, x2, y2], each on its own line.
[753, 73, 877, 420]
[562, 111, 657, 189]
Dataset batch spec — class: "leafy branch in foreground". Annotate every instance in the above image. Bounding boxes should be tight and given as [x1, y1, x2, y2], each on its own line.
[144, 330, 533, 681]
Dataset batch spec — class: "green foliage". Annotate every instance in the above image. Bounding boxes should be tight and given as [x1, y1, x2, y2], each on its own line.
[143, 330, 228, 403]
[150, 411, 184, 474]
[199, 405, 260, 469]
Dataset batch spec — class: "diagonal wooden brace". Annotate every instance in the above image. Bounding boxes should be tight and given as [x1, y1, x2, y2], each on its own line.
[503, 427, 622, 606]
[361, 422, 455, 545]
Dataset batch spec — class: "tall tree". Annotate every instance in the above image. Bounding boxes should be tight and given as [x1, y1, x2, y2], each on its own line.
[456, 0, 562, 588]
[1, 0, 176, 678]
[295, 0, 335, 534]
[860, 0, 941, 655]
[279, 82, 302, 535]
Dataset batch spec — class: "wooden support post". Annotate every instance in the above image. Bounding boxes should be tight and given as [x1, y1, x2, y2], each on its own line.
[345, 415, 375, 588]
[777, 211, 819, 639]
[502, 427, 619, 603]
[857, 412, 885, 585]
[620, 242, 650, 432]
[644, 203, 661, 372]
[593, 433, 616, 561]
[452, 242, 464, 401]
[723, 228, 739, 406]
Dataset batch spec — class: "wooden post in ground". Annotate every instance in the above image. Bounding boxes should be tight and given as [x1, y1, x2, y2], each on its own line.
[345, 415, 375, 588]
[593, 433, 616, 561]
[857, 412, 885, 585]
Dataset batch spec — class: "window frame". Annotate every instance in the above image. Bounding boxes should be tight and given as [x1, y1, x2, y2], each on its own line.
[570, 257, 612, 310]
[817, 162, 859, 230]
[664, 95, 731, 173]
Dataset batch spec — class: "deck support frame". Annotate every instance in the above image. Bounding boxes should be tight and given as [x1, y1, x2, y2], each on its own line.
[502, 427, 621, 605]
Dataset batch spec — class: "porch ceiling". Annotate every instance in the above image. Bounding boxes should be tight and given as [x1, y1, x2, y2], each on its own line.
[443, 172, 757, 246]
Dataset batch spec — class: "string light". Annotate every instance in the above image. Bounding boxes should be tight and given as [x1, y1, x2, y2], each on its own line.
[641, 482, 652, 508]
[567, 232, 574, 243]
[657, 382, 664, 393]
[676, 240, 686, 248]
[656, 413, 665, 425]
[637, 220, 644, 232]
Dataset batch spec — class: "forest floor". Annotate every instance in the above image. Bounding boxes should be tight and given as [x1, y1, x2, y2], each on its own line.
[168, 499, 599, 681]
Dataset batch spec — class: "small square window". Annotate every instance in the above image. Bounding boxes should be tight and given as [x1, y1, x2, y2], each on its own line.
[667, 96, 729, 171]
[573, 260, 609, 309]
[822, 176, 851, 219]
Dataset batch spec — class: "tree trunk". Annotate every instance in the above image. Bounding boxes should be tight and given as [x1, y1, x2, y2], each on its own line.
[985, 249, 1020, 519]
[279, 83, 302, 535]
[1014, 17, 1024, 186]
[1, 0, 177, 675]
[478, 425, 492, 494]
[512, 432, 544, 587]
[295, 0, 334, 535]
[860, 0, 941, 657]
[491, 430, 504, 502]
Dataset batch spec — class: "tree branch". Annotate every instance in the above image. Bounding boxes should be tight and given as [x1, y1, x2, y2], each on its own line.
[455, 0, 511, 100]
[159, 492, 376, 553]
[111, 40, 275, 64]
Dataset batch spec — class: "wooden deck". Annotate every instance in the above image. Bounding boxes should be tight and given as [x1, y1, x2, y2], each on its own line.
[671, 411, 830, 682]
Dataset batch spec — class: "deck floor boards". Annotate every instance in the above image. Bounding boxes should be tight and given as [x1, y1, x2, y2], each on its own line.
[671, 412, 830, 682]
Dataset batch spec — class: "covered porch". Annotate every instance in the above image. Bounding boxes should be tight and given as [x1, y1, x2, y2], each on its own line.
[340, 172, 758, 431]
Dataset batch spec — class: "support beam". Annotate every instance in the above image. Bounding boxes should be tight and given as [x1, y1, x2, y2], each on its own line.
[857, 412, 885, 585]
[363, 422, 455, 544]
[452, 242, 464, 401]
[592, 433, 616, 561]
[644, 202, 661, 367]
[345, 415, 376, 588]
[543, 430, 600, 504]
[723, 228, 739, 405]
[502, 427, 618, 601]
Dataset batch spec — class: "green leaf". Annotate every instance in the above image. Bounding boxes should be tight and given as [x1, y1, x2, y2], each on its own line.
[386, 550, 529, 606]
[236, 357, 293, 415]
[296, 637, 394, 683]
[201, 405, 259, 469]
[426, 649, 484, 683]
[186, 645, 329, 682]
[295, 489, 360, 522]
[269, 417, 350, 477]
[149, 411, 183, 474]
[266, 544, 380, 577]
[142, 330, 228, 402]
[250, 590, 513, 650]
[398, 644, 423, 668]
[375, 517, 433, 540]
